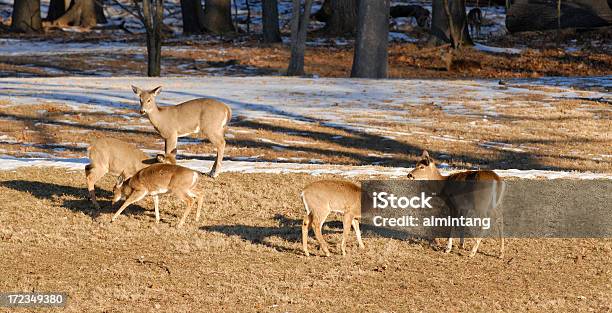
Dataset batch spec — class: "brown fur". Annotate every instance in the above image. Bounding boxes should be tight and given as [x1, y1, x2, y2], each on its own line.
[408, 150, 505, 258]
[85, 137, 169, 209]
[111, 163, 204, 228]
[301, 180, 364, 257]
[132, 85, 232, 178]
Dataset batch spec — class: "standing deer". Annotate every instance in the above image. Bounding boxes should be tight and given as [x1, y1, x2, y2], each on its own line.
[111, 163, 204, 228]
[131, 85, 232, 178]
[467, 8, 482, 38]
[301, 180, 365, 257]
[86, 137, 172, 209]
[407, 151, 505, 258]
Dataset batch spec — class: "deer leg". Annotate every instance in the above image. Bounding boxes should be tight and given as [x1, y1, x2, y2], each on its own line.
[111, 189, 147, 222]
[302, 213, 313, 256]
[469, 238, 482, 257]
[312, 215, 330, 257]
[85, 165, 106, 210]
[460, 227, 465, 249]
[340, 214, 353, 256]
[165, 136, 178, 164]
[177, 192, 194, 228]
[195, 191, 204, 222]
[498, 215, 505, 259]
[352, 219, 364, 249]
[153, 195, 160, 223]
[445, 227, 454, 254]
[208, 133, 225, 178]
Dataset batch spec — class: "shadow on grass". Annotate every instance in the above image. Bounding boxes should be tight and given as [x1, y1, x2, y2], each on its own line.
[200, 214, 428, 255]
[0, 180, 148, 219]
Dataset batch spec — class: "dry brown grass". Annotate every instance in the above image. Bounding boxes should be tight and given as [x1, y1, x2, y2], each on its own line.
[0, 167, 610, 312]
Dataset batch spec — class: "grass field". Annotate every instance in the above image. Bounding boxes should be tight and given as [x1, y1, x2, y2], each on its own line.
[1, 167, 610, 312]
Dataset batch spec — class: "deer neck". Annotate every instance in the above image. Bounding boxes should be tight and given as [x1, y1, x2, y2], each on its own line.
[431, 168, 446, 181]
[146, 103, 163, 126]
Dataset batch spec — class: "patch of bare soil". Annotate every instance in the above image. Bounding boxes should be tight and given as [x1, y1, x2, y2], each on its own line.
[0, 168, 610, 312]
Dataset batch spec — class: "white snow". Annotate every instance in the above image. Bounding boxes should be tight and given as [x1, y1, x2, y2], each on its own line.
[474, 43, 522, 55]
[0, 75, 609, 161]
[0, 155, 609, 180]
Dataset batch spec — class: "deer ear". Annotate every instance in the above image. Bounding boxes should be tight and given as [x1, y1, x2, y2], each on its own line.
[156, 154, 166, 163]
[421, 150, 430, 159]
[151, 86, 162, 96]
[131, 85, 141, 95]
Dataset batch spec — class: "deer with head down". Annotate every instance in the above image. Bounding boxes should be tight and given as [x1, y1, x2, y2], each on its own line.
[111, 163, 204, 228]
[131, 85, 232, 178]
[86, 137, 173, 209]
[407, 150, 505, 258]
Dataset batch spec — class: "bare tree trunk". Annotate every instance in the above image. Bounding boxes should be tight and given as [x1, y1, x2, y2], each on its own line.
[139, 0, 164, 76]
[506, 0, 612, 33]
[350, 0, 389, 78]
[94, 0, 107, 24]
[52, 0, 101, 27]
[46, 0, 69, 20]
[245, 0, 251, 34]
[202, 0, 234, 34]
[262, 0, 281, 43]
[287, 0, 313, 76]
[11, 0, 42, 32]
[430, 0, 472, 47]
[181, 0, 205, 34]
[325, 0, 357, 35]
[556, 0, 561, 46]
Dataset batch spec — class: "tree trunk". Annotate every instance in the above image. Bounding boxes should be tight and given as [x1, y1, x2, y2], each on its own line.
[312, 0, 331, 22]
[430, 0, 472, 46]
[262, 0, 281, 43]
[141, 0, 164, 76]
[506, 0, 612, 33]
[94, 0, 107, 24]
[11, 0, 42, 32]
[287, 0, 313, 76]
[47, 0, 105, 24]
[325, 0, 357, 36]
[181, 0, 205, 34]
[46, 0, 70, 20]
[351, 0, 389, 78]
[52, 0, 100, 27]
[202, 0, 234, 34]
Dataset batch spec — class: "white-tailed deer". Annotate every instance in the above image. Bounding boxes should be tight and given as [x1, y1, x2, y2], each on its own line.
[301, 180, 365, 257]
[407, 150, 505, 258]
[86, 137, 173, 209]
[111, 163, 204, 228]
[131, 85, 232, 178]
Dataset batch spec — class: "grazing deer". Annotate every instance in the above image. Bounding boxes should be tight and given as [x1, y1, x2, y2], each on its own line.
[467, 8, 482, 38]
[407, 151, 505, 258]
[301, 180, 365, 257]
[86, 137, 173, 209]
[111, 163, 204, 228]
[131, 85, 232, 178]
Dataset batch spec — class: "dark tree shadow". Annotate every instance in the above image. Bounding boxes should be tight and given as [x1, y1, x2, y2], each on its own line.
[200, 214, 429, 255]
[0, 180, 148, 219]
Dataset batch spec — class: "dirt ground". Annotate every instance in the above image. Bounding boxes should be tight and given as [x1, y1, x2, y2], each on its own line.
[0, 167, 610, 312]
